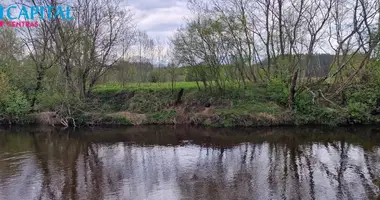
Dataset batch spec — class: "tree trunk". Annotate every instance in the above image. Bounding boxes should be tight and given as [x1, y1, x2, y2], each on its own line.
[175, 88, 184, 105]
[288, 69, 299, 110]
[31, 69, 44, 110]
[278, 0, 285, 57]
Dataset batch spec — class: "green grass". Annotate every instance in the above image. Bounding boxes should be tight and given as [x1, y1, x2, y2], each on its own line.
[94, 82, 200, 92]
[216, 102, 283, 115]
[92, 81, 286, 115]
[150, 110, 177, 120]
[93, 81, 247, 93]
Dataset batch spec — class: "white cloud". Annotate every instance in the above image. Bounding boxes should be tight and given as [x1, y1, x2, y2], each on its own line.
[128, 0, 187, 10]
[128, 0, 191, 40]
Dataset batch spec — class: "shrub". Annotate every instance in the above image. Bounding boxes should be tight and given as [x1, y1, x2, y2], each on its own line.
[347, 102, 371, 124]
[267, 78, 289, 106]
[294, 92, 315, 114]
[0, 72, 9, 100]
[0, 73, 30, 118]
[37, 92, 65, 110]
[344, 87, 378, 123]
[346, 87, 377, 108]
[3, 89, 30, 118]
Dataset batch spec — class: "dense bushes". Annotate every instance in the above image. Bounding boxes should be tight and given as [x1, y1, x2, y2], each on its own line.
[3, 90, 30, 118]
[267, 78, 289, 106]
[0, 73, 30, 119]
[345, 87, 380, 124]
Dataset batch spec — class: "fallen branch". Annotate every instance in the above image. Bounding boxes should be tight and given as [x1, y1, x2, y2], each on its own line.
[60, 118, 69, 127]
[318, 90, 343, 110]
[304, 86, 343, 110]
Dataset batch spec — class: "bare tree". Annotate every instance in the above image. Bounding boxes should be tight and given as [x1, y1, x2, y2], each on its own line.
[174, 0, 379, 109]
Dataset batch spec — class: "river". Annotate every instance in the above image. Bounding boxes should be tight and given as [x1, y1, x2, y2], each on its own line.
[0, 126, 379, 200]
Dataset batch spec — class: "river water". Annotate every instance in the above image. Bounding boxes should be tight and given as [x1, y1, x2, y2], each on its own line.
[0, 126, 380, 200]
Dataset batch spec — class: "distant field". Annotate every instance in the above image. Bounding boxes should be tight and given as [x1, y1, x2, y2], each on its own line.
[94, 82, 200, 92]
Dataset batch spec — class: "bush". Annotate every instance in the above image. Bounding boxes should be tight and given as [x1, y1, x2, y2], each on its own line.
[347, 102, 371, 124]
[37, 92, 65, 110]
[294, 92, 315, 114]
[291, 91, 345, 126]
[267, 78, 289, 106]
[2, 89, 30, 118]
[346, 87, 377, 108]
[0, 72, 9, 100]
[0, 73, 30, 118]
[344, 87, 378, 123]
[37, 89, 80, 112]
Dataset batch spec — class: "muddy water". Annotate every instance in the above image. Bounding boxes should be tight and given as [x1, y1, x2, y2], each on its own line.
[0, 126, 380, 200]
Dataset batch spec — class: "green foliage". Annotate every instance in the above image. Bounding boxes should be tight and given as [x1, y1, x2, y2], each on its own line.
[294, 92, 314, 113]
[128, 91, 174, 113]
[6, 59, 36, 97]
[0, 72, 9, 98]
[184, 65, 210, 83]
[2, 89, 30, 118]
[0, 73, 30, 118]
[98, 115, 132, 125]
[267, 78, 289, 106]
[346, 87, 377, 108]
[149, 110, 176, 124]
[342, 87, 379, 123]
[362, 61, 380, 86]
[347, 102, 370, 124]
[290, 91, 345, 126]
[295, 107, 344, 126]
[151, 110, 176, 120]
[220, 116, 235, 127]
[36, 89, 80, 111]
[185, 68, 198, 82]
[317, 108, 343, 125]
[149, 70, 161, 83]
[94, 82, 200, 92]
[216, 102, 281, 115]
[37, 92, 65, 111]
[75, 114, 91, 125]
[116, 117, 132, 125]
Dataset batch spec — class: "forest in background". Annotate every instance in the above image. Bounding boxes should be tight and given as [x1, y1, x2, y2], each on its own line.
[0, 0, 379, 127]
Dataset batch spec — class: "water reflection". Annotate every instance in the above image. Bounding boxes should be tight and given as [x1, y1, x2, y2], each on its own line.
[0, 126, 380, 199]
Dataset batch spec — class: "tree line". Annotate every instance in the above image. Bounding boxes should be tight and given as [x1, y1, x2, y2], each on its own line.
[0, 0, 175, 119]
[0, 0, 379, 122]
[172, 0, 380, 109]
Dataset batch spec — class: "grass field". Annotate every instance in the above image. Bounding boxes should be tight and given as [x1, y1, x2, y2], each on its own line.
[94, 82, 200, 92]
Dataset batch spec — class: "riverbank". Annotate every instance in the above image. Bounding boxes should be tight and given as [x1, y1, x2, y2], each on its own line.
[3, 82, 379, 127]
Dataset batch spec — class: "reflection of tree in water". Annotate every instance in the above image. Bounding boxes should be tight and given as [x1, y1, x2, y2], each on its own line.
[175, 139, 380, 199]
[0, 127, 380, 199]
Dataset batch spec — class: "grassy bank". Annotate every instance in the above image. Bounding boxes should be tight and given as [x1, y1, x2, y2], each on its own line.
[4, 81, 380, 127]
[87, 82, 287, 127]
[34, 81, 374, 127]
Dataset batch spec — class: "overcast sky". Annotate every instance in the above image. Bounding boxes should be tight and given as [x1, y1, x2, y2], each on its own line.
[127, 0, 191, 43]
[1, 0, 191, 44]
